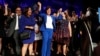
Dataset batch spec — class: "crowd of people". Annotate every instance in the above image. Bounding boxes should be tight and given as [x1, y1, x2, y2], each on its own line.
[0, 1, 99, 56]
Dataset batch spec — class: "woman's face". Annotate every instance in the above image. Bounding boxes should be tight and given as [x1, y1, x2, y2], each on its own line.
[61, 12, 66, 20]
[27, 8, 32, 16]
[64, 10, 69, 15]
[46, 8, 51, 15]
[59, 8, 62, 12]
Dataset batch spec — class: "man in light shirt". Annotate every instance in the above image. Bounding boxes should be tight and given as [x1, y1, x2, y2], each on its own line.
[7, 7, 22, 56]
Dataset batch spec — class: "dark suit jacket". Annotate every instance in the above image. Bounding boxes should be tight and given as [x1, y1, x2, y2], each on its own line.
[6, 14, 21, 37]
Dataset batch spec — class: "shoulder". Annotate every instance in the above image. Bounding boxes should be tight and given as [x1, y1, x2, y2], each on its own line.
[40, 13, 46, 17]
[21, 15, 25, 18]
[21, 15, 28, 19]
[20, 15, 26, 21]
[51, 15, 54, 17]
[51, 15, 56, 21]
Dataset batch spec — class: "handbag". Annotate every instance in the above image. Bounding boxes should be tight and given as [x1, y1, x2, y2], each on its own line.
[20, 31, 30, 40]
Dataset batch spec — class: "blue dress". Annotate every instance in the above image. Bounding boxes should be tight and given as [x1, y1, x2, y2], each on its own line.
[19, 15, 35, 44]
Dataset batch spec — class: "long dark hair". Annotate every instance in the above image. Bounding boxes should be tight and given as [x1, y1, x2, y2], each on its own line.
[45, 6, 51, 14]
[23, 7, 32, 17]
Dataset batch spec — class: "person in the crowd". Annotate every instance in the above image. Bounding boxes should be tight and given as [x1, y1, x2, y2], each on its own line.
[58, 8, 63, 14]
[79, 11, 85, 19]
[51, 12, 58, 51]
[70, 11, 79, 55]
[33, 2, 42, 55]
[85, 7, 99, 43]
[19, 7, 35, 56]
[52, 8, 63, 53]
[5, 8, 15, 55]
[40, 6, 57, 56]
[0, 3, 8, 55]
[54, 12, 72, 56]
[6, 6, 22, 56]
[71, 11, 78, 21]
[53, 9, 62, 55]
[85, 7, 92, 31]
[64, 10, 71, 21]
[64, 10, 73, 53]
[4, 4, 15, 55]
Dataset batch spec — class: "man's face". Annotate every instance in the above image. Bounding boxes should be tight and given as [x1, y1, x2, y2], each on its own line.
[15, 7, 22, 16]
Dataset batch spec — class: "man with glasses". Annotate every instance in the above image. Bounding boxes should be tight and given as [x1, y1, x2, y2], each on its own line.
[7, 7, 22, 56]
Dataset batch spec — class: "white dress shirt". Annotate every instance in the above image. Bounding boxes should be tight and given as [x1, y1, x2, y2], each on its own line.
[46, 15, 53, 29]
[15, 14, 19, 30]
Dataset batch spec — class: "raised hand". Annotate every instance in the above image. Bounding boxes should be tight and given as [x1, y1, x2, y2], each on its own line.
[37, 2, 41, 6]
[4, 3, 8, 16]
[4, 3, 8, 7]
[37, 2, 42, 11]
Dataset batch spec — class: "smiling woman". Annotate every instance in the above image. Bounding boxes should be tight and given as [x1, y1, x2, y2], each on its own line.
[19, 7, 36, 56]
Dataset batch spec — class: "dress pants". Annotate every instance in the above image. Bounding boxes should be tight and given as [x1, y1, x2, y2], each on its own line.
[12, 30, 21, 56]
[41, 29, 53, 56]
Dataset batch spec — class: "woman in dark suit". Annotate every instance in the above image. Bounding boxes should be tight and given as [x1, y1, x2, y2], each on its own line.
[19, 7, 35, 56]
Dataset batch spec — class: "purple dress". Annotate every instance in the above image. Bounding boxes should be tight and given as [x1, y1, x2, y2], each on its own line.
[19, 15, 35, 44]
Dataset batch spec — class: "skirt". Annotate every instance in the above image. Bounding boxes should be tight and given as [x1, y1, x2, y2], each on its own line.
[53, 25, 70, 45]
[34, 32, 42, 41]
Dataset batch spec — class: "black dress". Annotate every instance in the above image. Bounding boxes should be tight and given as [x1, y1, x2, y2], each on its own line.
[0, 9, 6, 38]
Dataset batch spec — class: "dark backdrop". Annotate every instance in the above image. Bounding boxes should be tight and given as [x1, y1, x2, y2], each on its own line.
[0, 0, 99, 14]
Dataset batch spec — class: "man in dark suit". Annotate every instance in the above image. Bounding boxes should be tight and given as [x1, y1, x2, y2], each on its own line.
[7, 7, 22, 56]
